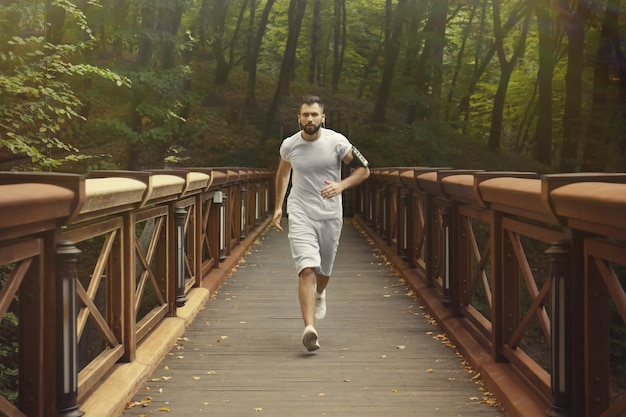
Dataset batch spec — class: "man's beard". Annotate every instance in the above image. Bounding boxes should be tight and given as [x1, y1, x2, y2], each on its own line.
[303, 123, 322, 135]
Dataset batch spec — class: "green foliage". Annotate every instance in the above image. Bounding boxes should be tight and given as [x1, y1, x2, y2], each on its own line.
[0, 1, 129, 170]
[0, 267, 18, 405]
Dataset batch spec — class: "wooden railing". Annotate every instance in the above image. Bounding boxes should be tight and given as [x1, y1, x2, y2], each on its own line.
[0, 168, 273, 417]
[3, 166, 625, 417]
[354, 168, 626, 417]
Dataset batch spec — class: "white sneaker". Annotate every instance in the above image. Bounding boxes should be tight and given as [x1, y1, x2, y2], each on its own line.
[302, 325, 320, 352]
[315, 289, 327, 320]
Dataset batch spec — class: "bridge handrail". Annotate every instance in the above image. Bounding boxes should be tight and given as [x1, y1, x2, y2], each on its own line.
[355, 167, 626, 417]
[0, 167, 273, 417]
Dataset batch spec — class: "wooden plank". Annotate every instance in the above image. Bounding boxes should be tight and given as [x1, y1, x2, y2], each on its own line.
[122, 220, 506, 416]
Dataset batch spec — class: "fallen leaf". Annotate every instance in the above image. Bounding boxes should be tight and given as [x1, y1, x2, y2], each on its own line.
[125, 397, 152, 409]
[392, 388, 398, 393]
[207, 370, 217, 375]
[318, 393, 326, 397]
[162, 376, 173, 381]
[158, 406, 171, 411]
[426, 369, 434, 373]
[192, 376, 201, 380]
[396, 345, 406, 350]
[164, 365, 170, 371]
[254, 407, 263, 412]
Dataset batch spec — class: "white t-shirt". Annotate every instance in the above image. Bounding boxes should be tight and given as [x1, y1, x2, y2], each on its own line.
[280, 128, 352, 220]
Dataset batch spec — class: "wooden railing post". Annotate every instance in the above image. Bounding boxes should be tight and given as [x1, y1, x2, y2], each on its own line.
[545, 240, 572, 417]
[56, 240, 84, 417]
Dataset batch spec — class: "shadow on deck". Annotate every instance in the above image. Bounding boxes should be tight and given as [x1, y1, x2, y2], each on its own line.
[114, 219, 506, 417]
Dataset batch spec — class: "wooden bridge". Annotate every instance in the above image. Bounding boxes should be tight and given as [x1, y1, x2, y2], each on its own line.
[1, 167, 625, 417]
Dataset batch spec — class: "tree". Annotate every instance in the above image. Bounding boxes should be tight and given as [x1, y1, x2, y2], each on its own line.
[308, 0, 322, 85]
[532, 0, 560, 166]
[581, 0, 620, 171]
[558, 0, 592, 172]
[372, 0, 409, 123]
[487, 0, 530, 152]
[0, 0, 129, 169]
[332, 0, 347, 91]
[263, 0, 307, 140]
[245, 0, 277, 108]
[444, 2, 477, 124]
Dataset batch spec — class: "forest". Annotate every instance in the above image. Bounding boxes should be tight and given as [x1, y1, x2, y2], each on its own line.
[1, 0, 626, 174]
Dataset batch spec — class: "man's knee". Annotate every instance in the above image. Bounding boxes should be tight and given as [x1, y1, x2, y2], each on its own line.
[299, 267, 316, 280]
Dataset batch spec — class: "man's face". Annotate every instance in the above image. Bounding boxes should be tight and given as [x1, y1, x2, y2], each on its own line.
[298, 103, 325, 135]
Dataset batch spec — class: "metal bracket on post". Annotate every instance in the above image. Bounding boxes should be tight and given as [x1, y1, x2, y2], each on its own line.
[175, 206, 188, 307]
[441, 206, 452, 306]
[545, 240, 571, 417]
[255, 184, 261, 226]
[240, 186, 247, 240]
[56, 240, 85, 417]
[400, 192, 409, 261]
[214, 191, 227, 261]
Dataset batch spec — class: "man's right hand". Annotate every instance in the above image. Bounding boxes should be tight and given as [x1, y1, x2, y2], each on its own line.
[272, 209, 283, 232]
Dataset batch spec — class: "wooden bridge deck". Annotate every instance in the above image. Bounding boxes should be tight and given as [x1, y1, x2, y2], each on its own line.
[121, 220, 506, 417]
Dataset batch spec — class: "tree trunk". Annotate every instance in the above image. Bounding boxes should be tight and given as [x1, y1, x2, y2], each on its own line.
[245, 0, 276, 108]
[407, 15, 434, 125]
[263, 0, 307, 140]
[372, 0, 408, 123]
[212, 0, 230, 85]
[308, 0, 322, 84]
[488, 1, 530, 152]
[427, 0, 447, 126]
[461, 0, 524, 134]
[158, 1, 184, 70]
[45, 1, 66, 45]
[138, 4, 156, 67]
[445, 3, 476, 123]
[581, 0, 619, 172]
[532, 0, 557, 166]
[111, 0, 128, 60]
[331, 0, 346, 91]
[558, 0, 592, 172]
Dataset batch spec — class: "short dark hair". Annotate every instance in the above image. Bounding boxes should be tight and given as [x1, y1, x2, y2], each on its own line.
[299, 95, 324, 112]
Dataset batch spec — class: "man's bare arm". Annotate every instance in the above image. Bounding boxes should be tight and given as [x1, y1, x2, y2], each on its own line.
[272, 158, 292, 231]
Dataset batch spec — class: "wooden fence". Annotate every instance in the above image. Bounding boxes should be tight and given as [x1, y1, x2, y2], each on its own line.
[355, 168, 626, 417]
[0, 168, 273, 417]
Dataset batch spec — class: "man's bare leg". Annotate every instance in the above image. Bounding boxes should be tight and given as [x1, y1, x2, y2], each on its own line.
[298, 267, 316, 326]
[299, 267, 320, 351]
[315, 274, 329, 293]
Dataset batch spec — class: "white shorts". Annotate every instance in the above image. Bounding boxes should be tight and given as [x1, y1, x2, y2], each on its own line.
[287, 213, 343, 276]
